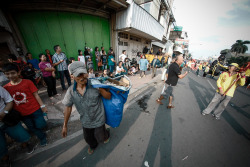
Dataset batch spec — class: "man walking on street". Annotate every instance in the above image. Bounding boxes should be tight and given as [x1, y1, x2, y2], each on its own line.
[151, 55, 161, 78]
[156, 54, 188, 108]
[52, 45, 71, 90]
[201, 63, 246, 120]
[61, 61, 111, 155]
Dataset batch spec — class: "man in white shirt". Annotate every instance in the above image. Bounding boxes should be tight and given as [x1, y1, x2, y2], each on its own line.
[119, 50, 127, 63]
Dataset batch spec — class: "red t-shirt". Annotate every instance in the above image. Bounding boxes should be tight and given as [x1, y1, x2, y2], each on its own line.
[4, 79, 40, 116]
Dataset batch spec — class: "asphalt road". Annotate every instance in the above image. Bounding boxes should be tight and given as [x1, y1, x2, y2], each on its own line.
[13, 70, 250, 167]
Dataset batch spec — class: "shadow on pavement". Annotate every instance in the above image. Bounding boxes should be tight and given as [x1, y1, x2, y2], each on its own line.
[188, 77, 214, 112]
[231, 104, 250, 119]
[12, 86, 157, 167]
[235, 88, 250, 98]
[140, 101, 172, 167]
[58, 86, 157, 167]
[222, 110, 250, 140]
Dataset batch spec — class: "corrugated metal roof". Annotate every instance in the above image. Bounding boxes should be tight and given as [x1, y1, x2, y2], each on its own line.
[2, 0, 129, 18]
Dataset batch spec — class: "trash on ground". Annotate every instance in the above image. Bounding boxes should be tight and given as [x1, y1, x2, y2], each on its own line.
[182, 156, 188, 161]
[144, 161, 149, 167]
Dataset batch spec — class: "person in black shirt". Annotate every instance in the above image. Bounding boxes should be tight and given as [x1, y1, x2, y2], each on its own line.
[156, 48, 162, 55]
[143, 46, 149, 54]
[101, 50, 108, 70]
[156, 54, 188, 109]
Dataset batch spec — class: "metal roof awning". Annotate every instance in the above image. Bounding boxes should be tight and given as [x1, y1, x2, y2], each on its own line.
[116, 1, 164, 41]
[1, 0, 129, 18]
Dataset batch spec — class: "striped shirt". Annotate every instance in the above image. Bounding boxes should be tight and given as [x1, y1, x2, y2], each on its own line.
[52, 52, 68, 71]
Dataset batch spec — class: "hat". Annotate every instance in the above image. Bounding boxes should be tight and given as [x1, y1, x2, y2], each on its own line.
[68, 61, 87, 77]
[229, 63, 240, 69]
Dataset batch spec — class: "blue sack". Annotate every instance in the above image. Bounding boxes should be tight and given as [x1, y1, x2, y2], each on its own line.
[90, 76, 131, 128]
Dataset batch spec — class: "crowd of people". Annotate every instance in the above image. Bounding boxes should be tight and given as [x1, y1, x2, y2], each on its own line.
[0, 43, 248, 166]
[0, 43, 171, 164]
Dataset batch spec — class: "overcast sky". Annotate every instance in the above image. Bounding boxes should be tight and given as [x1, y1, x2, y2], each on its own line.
[173, 0, 250, 59]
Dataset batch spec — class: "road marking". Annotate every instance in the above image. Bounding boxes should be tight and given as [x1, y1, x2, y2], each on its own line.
[207, 80, 215, 90]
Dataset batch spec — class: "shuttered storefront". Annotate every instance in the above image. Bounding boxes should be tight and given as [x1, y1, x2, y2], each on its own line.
[14, 11, 110, 69]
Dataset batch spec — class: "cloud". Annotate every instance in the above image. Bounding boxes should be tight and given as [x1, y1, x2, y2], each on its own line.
[173, 0, 250, 59]
[218, 0, 250, 26]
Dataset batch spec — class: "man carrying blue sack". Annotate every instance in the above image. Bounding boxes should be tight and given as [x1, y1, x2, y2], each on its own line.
[61, 61, 111, 155]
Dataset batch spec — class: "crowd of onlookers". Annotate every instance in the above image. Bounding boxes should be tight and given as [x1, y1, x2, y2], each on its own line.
[0, 44, 170, 166]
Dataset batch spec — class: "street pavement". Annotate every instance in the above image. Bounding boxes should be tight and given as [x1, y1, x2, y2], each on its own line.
[12, 69, 250, 167]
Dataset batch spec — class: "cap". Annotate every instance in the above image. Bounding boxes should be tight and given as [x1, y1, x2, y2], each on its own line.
[229, 63, 240, 69]
[68, 61, 87, 77]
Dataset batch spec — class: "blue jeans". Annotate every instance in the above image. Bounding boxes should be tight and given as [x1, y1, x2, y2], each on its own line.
[21, 109, 46, 143]
[196, 69, 200, 75]
[102, 64, 107, 70]
[0, 123, 30, 158]
[109, 65, 114, 73]
[59, 70, 71, 90]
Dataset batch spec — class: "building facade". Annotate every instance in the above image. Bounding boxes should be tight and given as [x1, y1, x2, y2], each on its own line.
[115, 0, 176, 60]
[1, 0, 177, 66]
[0, 0, 128, 69]
[169, 26, 189, 58]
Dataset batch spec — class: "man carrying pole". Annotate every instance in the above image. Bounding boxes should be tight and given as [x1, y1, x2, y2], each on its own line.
[202, 63, 246, 120]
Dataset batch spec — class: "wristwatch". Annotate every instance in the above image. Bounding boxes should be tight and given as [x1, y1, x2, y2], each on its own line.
[41, 105, 46, 108]
[4, 110, 8, 114]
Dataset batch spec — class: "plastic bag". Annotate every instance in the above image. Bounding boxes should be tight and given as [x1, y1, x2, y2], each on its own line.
[91, 75, 131, 128]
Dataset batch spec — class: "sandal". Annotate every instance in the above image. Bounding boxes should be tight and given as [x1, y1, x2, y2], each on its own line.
[167, 105, 174, 109]
[104, 137, 110, 144]
[104, 128, 110, 144]
[156, 99, 163, 105]
[87, 148, 94, 155]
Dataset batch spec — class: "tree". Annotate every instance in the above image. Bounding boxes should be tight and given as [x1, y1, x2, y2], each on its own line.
[231, 40, 250, 56]
[227, 56, 248, 67]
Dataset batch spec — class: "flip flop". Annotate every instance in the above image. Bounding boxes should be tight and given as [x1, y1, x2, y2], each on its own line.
[88, 148, 94, 155]
[156, 99, 163, 105]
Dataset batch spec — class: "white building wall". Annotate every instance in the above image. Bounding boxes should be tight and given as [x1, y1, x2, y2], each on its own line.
[118, 33, 150, 60]
[139, 0, 161, 20]
[116, 1, 164, 41]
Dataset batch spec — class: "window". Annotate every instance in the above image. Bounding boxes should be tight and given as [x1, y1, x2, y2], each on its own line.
[118, 32, 128, 39]
[130, 35, 141, 42]
[118, 41, 123, 46]
[124, 42, 128, 46]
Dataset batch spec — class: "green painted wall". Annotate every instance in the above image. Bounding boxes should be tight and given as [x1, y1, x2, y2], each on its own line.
[14, 11, 111, 70]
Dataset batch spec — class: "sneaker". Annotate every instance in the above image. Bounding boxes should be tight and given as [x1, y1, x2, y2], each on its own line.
[201, 112, 208, 116]
[215, 117, 220, 120]
[40, 138, 47, 147]
[26, 143, 35, 154]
